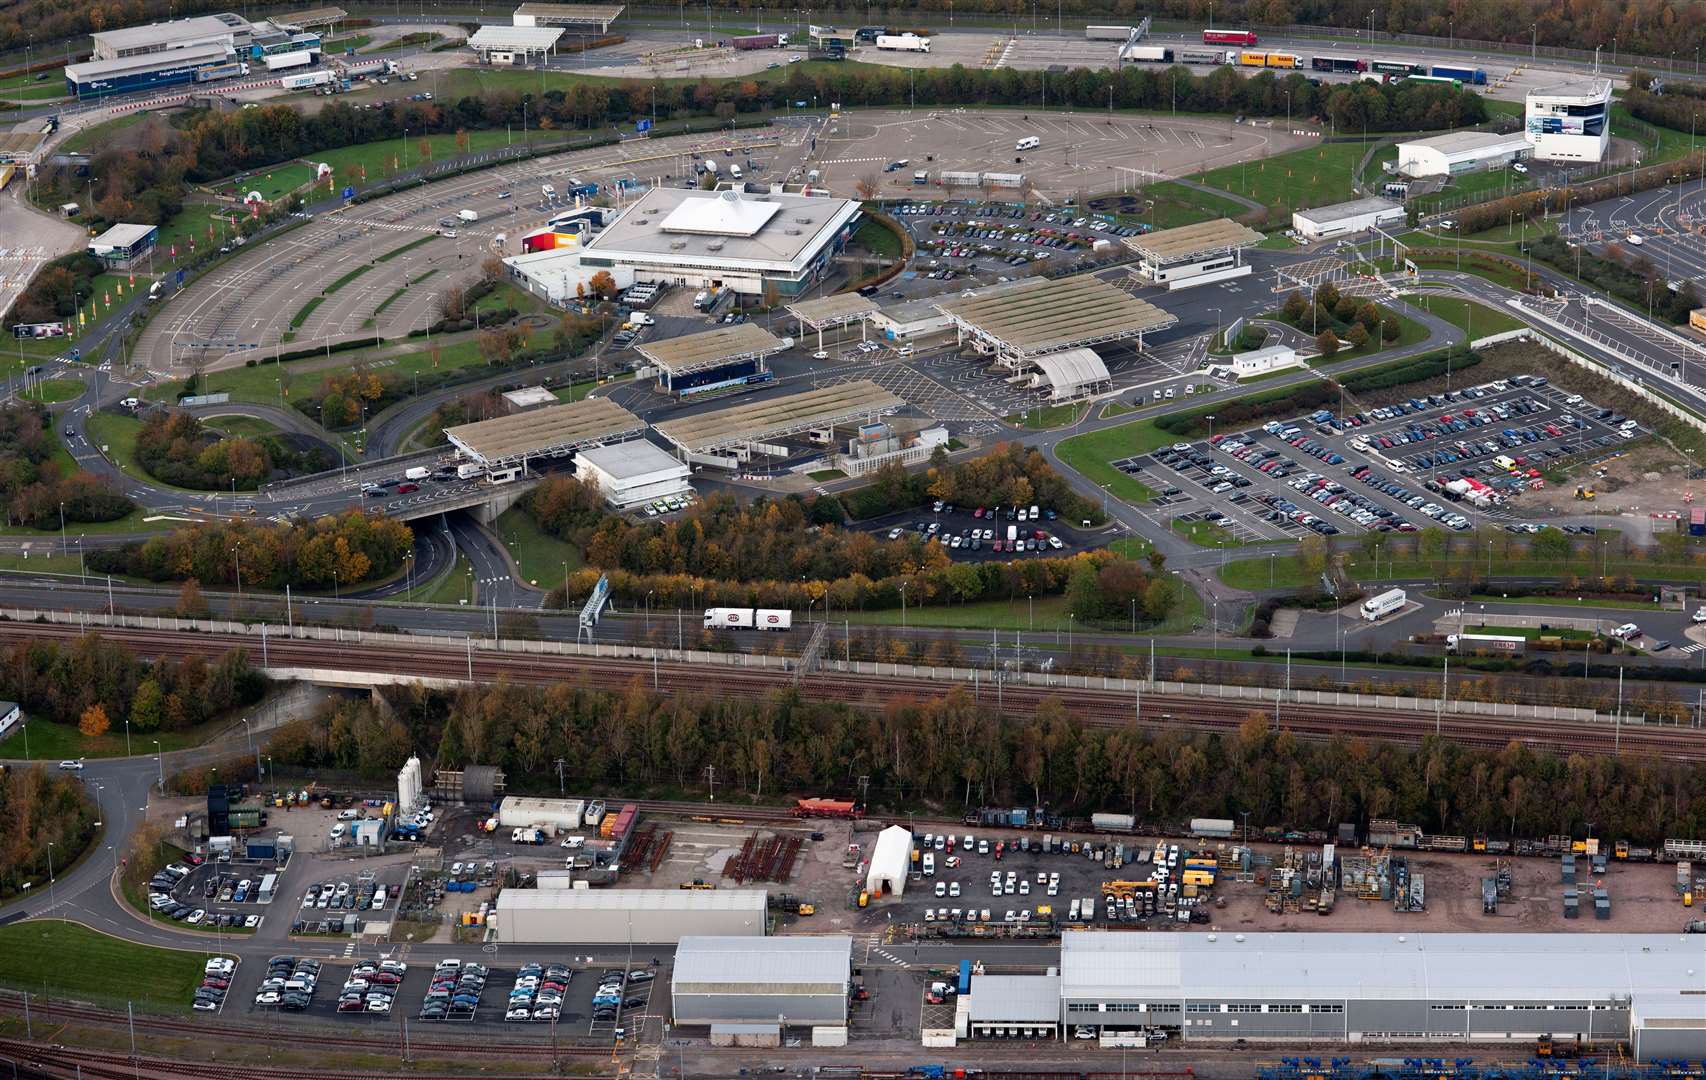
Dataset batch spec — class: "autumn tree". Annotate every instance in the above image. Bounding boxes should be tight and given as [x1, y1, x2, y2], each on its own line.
[176, 578, 210, 617]
[1346, 322, 1370, 349]
[1316, 329, 1340, 356]
[78, 703, 110, 739]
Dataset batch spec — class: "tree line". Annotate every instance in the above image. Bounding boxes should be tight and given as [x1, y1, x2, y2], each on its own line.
[88, 509, 414, 591]
[260, 676, 1706, 848]
[0, 405, 132, 530]
[0, 633, 266, 734]
[0, 766, 99, 900]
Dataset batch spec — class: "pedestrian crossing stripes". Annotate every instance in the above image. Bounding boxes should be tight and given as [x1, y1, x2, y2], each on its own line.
[1681, 642, 1706, 655]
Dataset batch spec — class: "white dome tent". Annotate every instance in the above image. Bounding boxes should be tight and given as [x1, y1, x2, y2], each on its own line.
[865, 824, 913, 899]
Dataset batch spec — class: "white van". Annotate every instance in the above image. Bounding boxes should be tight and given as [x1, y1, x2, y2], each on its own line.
[729, 164, 743, 180]
[923, 852, 936, 876]
[1015, 136, 1040, 151]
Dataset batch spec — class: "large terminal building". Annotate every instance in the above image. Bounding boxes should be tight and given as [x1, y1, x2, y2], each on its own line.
[506, 186, 863, 302]
[1525, 78, 1613, 163]
[64, 11, 323, 96]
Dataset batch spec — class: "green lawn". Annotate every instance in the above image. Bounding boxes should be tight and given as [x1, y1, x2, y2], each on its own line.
[24, 378, 86, 403]
[852, 217, 903, 259]
[0, 82, 70, 101]
[1171, 517, 1272, 549]
[148, 326, 549, 411]
[1398, 293, 1525, 338]
[472, 280, 545, 318]
[1055, 418, 1180, 505]
[1133, 181, 1253, 230]
[439, 58, 871, 102]
[309, 128, 529, 188]
[228, 162, 319, 203]
[1255, 232, 1299, 250]
[407, 553, 475, 605]
[494, 506, 583, 588]
[1006, 402, 1089, 430]
[61, 113, 146, 154]
[1414, 164, 1532, 213]
[203, 415, 283, 439]
[83, 410, 146, 484]
[845, 592, 1073, 631]
[0, 920, 226, 1012]
[1406, 248, 1535, 291]
[322, 33, 374, 53]
[1465, 592, 1665, 611]
[844, 582, 1205, 636]
[553, 372, 633, 403]
[1191, 141, 1373, 221]
[1221, 543, 1704, 590]
[0, 708, 238, 759]
[1219, 550, 1312, 590]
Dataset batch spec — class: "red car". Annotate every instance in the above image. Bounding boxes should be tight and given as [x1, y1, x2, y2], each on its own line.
[397, 482, 419, 494]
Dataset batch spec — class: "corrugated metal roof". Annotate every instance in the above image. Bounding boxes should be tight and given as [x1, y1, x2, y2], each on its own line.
[1062, 932, 1706, 1002]
[1030, 347, 1110, 394]
[968, 975, 1061, 1023]
[497, 889, 768, 912]
[468, 25, 565, 49]
[443, 397, 642, 462]
[513, 2, 627, 22]
[785, 293, 877, 327]
[1400, 130, 1530, 155]
[676, 936, 852, 986]
[636, 322, 786, 373]
[1294, 197, 1403, 226]
[1125, 218, 1262, 264]
[654, 380, 903, 453]
[935, 274, 1174, 355]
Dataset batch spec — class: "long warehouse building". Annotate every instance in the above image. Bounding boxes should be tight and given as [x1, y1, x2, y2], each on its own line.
[1059, 931, 1706, 1059]
[494, 888, 768, 943]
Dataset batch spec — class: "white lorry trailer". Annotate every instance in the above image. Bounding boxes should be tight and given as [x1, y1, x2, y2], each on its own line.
[703, 607, 793, 631]
[1360, 588, 1406, 621]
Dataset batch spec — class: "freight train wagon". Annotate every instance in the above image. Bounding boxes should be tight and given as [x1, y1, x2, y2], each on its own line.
[795, 798, 864, 818]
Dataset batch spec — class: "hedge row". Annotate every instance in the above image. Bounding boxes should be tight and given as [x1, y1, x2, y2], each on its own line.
[1339, 345, 1481, 393]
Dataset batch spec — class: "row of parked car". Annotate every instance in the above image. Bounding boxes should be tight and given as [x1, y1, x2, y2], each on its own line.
[505, 962, 574, 1022]
[302, 878, 387, 911]
[337, 958, 408, 1015]
[420, 959, 489, 1021]
[1347, 466, 1465, 530]
[592, 968, 655, 1026]
[195, 957, 236, 1012]
[253, 955, 321, 1011]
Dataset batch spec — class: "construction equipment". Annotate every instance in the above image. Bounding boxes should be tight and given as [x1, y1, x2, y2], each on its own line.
[1575, 485, 1596, 500]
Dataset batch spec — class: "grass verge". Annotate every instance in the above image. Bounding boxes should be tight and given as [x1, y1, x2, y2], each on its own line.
[1055, 418, 1182, 504]
[494, 507, 583, 589]
[0, 920, 222, 1013]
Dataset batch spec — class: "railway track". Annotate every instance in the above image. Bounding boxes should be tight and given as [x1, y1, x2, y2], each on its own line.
[4, 622, 1702, 761]
[0, 997, 600, 1060]
[0, 1036, 609, 1080]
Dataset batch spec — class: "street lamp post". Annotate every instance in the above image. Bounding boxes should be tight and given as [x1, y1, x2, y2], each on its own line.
[152, 739, 163, 792]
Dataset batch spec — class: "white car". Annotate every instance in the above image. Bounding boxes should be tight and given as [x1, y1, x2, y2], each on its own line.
[1628, 233, 1645, 246]
[1613, 623, 1642, 640]
[1693, 608, 1706, 624]
[812, 350, 829, 360]
[58, 760, 83, 771]
[949, 882, 961, 897]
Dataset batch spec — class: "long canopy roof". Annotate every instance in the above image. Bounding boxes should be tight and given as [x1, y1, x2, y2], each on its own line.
[935, 275, 1174, 356]
[655, 380, 903, 453]
[444, 397, 643, 464]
